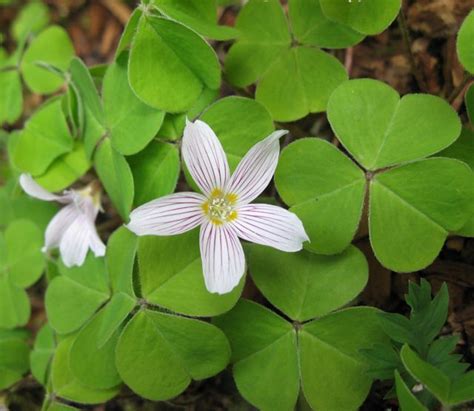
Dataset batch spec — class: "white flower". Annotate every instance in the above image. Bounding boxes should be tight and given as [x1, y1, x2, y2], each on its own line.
[19, 174, 106, 267]
[127, 120, 309, 295]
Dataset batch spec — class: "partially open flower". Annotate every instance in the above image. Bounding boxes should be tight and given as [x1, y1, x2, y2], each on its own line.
[127, 120, 309, 295]
[19, 174, 106, 267]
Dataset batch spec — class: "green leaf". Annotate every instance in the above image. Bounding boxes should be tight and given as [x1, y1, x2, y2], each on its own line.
[439, 127, 474, 170]
[394, 370, 428, 411]
[129, 15, 220, 112]
[115, 8, 142, 58]
[12, 0, 49, 41]
[213, 300, 299, 411]
[2, 219, 44, 288]
[153, 0, 238, 40]
[289, 0, 364, 48]
[466, 83, 474, 124]
[256, 46, 347, 122]
[327, 79, 462, 170]
[225, 0, 290, 88]
[275, 138, 366, 254]
[128, 141, 180, 206]
[103, 52, 164, 155]
[21, 25, 74, 94]
[116, 309, 230, 401]
[106, 227, 137, 297]
[34, 142, 90, 192]
[94, 138, 134, 221]
[45, 256, 110, 334]
[0, 333, 30, 390]
[138, 229, 244, 316]
[401, 344, 474, 406]
[30, 323, 55, 385]
[51, 337, 119, 404]
[0, 69, 22, 126]
[0, 276, 30, 329]
[200, 96, 275, 169]
[247, 244, 368, 321]
[69, 302, 130, 390]
[300, 307, 389, 410]
[13, 98, 74, 175]
[457, 11, 474, 74]
[370, 158, 474, 272]
[319, 0, 401, 35]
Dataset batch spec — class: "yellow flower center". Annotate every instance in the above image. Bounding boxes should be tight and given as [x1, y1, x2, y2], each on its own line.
[202, 189, 238, 225]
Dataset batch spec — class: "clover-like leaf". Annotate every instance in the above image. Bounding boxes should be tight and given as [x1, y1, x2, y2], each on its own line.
[116, 309, 230, 401]
[0, 329, 30, 390]
[13, 98, 74, 176]
[11, 0, 49, 41]
[327, 79, 462, 170]
[30, 323, 55, 385]
[21, 25, 74, 94]
[0, 69, 22, 126]
[138, 229, 244, 316]
[275, 138, 366, 254]
[128, 140, 180, 206]
[370, 158, 474, 272]
[225, 0, 347, 121]
[289, 0, 364, 48]
[247, 244, 368, 321]
[0, 276, 30, 329]
[457, 11, 474, 74]
[319, 0, 401, 35]
[46, 256, 110, 334]
[51, 337, 119, 404]
[152, 0, 238, 40]
[215, 300, 389, 411]
[129, 14, 221, 112]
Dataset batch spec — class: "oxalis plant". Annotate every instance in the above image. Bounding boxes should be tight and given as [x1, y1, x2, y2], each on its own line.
[1, 0, 474, 410]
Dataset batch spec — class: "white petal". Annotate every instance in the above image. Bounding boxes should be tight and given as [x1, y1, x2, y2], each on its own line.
[182, 119, 230, 196]
[19, 174, 71, 203]
[127, 192, 206, 236]
[43, 204, 80, 252]
[200, 221, 246, 295]
[59, 213, 93, 267]
[88, 226, 106, 257]
[225, 130, 288, 205]
[232, 204, 309, 252]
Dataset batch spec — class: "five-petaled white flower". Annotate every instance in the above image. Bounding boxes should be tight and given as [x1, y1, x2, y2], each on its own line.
[127, 120, 309, 294]
[19, 174, 106, 267]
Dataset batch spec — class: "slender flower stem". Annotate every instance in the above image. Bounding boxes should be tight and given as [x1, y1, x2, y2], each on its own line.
[398, 8, 426, 92]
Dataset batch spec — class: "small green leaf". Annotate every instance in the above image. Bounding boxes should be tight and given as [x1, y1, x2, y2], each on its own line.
[256, 46, 347, 122]
[52, 337, 119, 404]
[94, 138, 134, 221]
[394, 370, 428, 411]
[21, 26, 74, 94]
[45, 256, 110, 334]
[457, 11, 474, 74]
[35, 142, 90, 192]
[0, 276, 30, 329]
[439, 127, 474, 170]
[30, 323, 55, 385]
[129, 15, 221, 112]
[247, 244, 368, 321]
[129, 141, 180, 206]
[138, 230, 244, 316]
[327, 79, 462, 170]
[13, 98, 74, 175]
[0, 69, 22, 126]
[115, 8, 142, 58]
[116, 309, 230, 401]
[319, 0, 401, 35]
[370, 158, 474, 272]
[275, 138, 366, 254]
[0, 333, 30, 390]
[12, 0, 49, 41]
[289, 0, 364, 48]
[103, 52, 164, 155]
